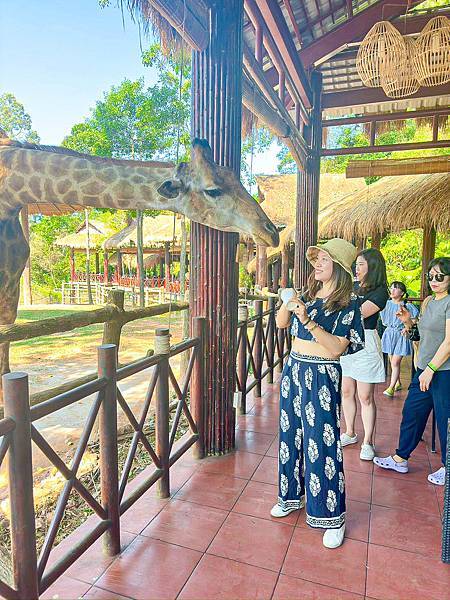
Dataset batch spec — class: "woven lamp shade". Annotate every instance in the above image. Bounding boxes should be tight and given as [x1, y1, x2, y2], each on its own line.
[356, 21, 406, 87]
[381, 37, 420, 99]
[413, 16, 450, 86]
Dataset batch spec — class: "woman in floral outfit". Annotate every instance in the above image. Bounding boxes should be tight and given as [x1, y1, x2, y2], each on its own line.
[273, 239, 364, 549]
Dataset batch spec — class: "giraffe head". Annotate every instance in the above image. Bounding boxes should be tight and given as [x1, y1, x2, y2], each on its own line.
[157, 139, 279, 247]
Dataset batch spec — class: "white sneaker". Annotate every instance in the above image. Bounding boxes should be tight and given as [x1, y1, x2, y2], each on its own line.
[323, 524, 345, 548]
[270, 498, 304, 518]
[373, 455, 408, 473]
[340, 432, 358, 447]
[428, 466, 445, 486]
[360, 443, 375, 461]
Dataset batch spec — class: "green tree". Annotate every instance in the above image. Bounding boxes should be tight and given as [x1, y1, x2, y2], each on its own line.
[0, 93, 40, 142]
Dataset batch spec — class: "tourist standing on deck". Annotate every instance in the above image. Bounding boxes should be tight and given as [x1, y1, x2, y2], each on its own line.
[380, 281, 419, 397]
[374, 257, 450, 486]
[340, 248, 389, 461]
[272, 239, 364, 549]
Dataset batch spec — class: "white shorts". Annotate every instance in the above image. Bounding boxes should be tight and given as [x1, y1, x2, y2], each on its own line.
[340, 329, 386, 383]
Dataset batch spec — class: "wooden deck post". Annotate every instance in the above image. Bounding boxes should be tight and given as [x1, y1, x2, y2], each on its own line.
[155, 328, 170, 497]
[191, 317, 207, 459]
[256, 244, 268, 289]
[103, 252, 109, 285]
[190, 0, 243, 454]
[281, 245, 290, 288]
[421, 225, 436, 298]
[294, 71, 322, 289]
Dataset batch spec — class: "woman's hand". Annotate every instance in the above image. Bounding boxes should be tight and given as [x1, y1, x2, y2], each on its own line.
[292, 300, 309, 324]
[418, 368, 434, 392]
[396, 305, 412, 327]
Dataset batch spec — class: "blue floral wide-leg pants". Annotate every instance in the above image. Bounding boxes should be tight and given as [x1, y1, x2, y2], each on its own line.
[277, 352, 346, 529]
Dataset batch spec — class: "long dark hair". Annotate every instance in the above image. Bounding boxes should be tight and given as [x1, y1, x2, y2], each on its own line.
[428, 257, 450, 292]
[390, 281, 407, 298]
[357, 248, 388, 294]
[305, 262, 353, 312]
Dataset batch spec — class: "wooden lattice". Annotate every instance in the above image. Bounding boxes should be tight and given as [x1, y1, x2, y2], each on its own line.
[413, 16, 450, 87]
[356, 21, 406, 88]
[381, 37, 420, 99]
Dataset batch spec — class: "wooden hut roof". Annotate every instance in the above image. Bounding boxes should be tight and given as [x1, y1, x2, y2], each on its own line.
[54, 220, 114, 250]
[256, 173, 366, 228]
[104, 214, 186, 250]
[320, 173, 450, 240]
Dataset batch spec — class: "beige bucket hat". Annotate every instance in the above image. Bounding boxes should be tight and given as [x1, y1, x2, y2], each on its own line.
[306, 238, 357, 277]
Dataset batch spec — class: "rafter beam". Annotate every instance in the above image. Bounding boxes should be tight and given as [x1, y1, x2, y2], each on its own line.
[245, 0, 312, 108]
[322, 140, 450, 156]
[323, 107, 450, 127]
[147, 0, 209, 51]
[322, 83, 450, 109]
[299, 0, 422, 68]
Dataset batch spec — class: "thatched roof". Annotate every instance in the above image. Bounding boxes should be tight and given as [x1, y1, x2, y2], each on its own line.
[55, 220, 113, 250]
[320, 173, 450, 240]
[104, 214, 186, 250]
[256, 173, 367, 228]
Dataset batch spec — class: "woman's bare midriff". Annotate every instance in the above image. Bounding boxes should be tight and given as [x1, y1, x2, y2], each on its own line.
[291, 337, 340, 360]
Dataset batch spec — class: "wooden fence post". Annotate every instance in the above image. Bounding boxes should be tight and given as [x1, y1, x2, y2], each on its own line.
[155, 328, 170, 498]
[98, 344, 120, 557]
[237, 305, 248, 415]
[3, 372, 38, 600]
[253, 300, 263, 397]
[267, 298, 276, 384]
[191, 317, 206, 459]
[102, 290, 125, 358]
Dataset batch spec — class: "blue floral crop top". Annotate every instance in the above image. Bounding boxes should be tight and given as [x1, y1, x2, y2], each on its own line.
[290, 294, 365, 356]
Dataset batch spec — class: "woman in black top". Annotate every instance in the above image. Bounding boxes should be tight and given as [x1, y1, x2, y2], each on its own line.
[340, 248, 389, 461]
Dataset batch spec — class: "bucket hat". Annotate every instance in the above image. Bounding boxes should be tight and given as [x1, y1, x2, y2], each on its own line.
[306, 238, 357, 277]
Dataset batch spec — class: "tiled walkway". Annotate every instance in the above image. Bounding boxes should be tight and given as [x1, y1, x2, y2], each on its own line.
[42, 376, 448, 600]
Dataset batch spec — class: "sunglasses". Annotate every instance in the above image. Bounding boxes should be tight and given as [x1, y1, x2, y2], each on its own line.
[427, 273, 447, 283]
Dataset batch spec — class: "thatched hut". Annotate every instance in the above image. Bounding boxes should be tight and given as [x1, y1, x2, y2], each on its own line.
[248, 173, 367, 287]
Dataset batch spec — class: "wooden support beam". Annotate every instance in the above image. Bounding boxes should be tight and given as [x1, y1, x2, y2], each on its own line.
[323, 106, 450, 127]
[147, 0, 209, 51]
[256, 245, 268, 288]
[254, 0, 312, 107]
[322, 83, 450, 109]
[283, 0, 303, 46]
[421, 226, 436, 298]
[346, 156, 450, 178]
[299, 0, 422, 68]
[255, 22, 263, 63]
[322, 140, 450, 156]
[244, 0, 311, 120]
[242, 75, 289, 137]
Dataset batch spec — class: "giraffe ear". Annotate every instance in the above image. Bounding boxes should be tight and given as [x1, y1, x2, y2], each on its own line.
[192, 138, 213, 164]
[157, 179, 183, 199]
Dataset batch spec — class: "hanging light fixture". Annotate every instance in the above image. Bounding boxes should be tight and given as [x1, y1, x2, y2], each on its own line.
[381, 37, 420, 99]
[356, 21, 406, 87]
[413, 15, 450, 87]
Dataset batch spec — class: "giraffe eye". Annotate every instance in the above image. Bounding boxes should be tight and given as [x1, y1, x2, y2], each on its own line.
[204, 188, 222, 198]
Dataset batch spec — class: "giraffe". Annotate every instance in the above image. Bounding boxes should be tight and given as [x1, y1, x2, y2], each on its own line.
[0, 131, 279, 392]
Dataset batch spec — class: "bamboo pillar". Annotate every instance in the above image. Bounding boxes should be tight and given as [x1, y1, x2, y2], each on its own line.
[20, 206, 32, 305]
[69, 248, 76, 281]
[190, 0, 243, 455]
[294, 71, 322, 289]
[272, 260, 281, 291]
[116, 251, 123, 282]
[281, 245, 289, 288]
[421, 225, 436, 298]
[256, 244, 268, 288]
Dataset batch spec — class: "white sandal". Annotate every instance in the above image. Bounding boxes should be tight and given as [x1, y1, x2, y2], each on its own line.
[427, 466, 445, 486]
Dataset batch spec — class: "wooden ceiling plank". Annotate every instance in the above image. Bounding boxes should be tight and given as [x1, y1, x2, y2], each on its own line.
[346, 156, 450, 177]
[323, 107, 450, 127]
[322, 140, 450, 155]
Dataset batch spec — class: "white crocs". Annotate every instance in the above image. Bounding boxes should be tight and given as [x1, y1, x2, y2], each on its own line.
[428, 466, 445, 486]
[340, 432, 358, 447]
[323, 524, 345, 549]
[373, 455, 408, 473]
[271, 498, 304, 518]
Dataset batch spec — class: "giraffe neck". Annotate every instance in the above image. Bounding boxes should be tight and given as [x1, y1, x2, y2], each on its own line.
[0, 147, 183, 217]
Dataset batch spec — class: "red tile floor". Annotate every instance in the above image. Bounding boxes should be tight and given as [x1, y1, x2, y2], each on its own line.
[42, 371, 449, 600]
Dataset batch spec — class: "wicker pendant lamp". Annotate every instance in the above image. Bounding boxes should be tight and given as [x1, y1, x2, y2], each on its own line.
[413, 16, 450, 86]
[381, 37, 420, 98]
[356, 21, 406, 87]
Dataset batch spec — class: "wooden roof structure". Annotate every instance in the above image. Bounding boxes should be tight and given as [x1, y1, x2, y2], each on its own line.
[54, 220, 114, 250]
[104, 214, 186, 251]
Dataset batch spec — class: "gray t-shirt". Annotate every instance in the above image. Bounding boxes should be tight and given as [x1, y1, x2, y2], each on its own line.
[417, 295, 450, 371]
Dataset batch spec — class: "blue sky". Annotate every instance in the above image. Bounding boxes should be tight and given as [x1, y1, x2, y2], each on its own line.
[0, 0, 281, 174]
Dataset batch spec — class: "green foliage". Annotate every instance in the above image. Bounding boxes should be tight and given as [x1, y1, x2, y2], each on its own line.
[0, 93, 40, 142]
[381, 230, 450, 297]
[239, 264, 254, 289]
[241, 127, 274, 186]
[277, 146, 296, 174]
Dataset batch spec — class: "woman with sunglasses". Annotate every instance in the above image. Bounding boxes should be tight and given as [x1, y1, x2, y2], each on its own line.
[374, 257, 450, 486]
[380, 282, 419, 397]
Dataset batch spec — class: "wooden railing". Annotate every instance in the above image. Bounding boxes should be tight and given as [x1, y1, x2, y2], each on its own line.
[72, 273, 186, 293]
[0, 321, 206, 599]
